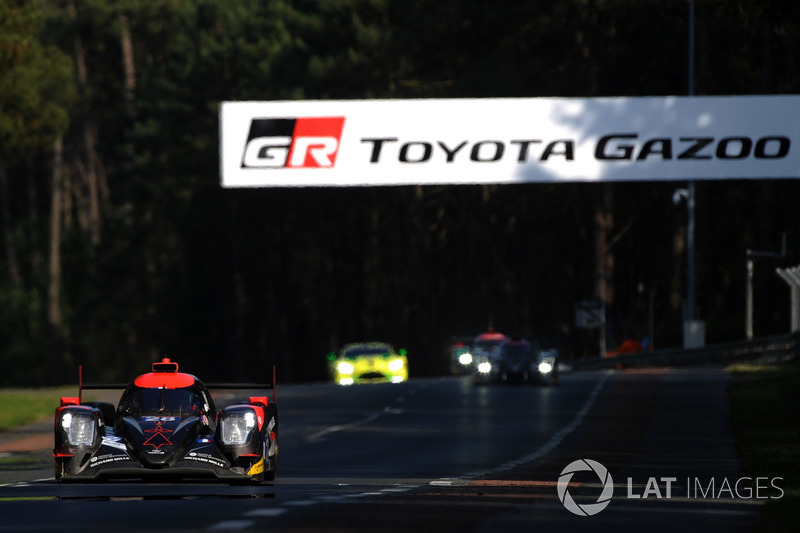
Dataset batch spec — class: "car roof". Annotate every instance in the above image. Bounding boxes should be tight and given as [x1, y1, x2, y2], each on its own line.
[341, 342, 395, 355]
[342, 342, 393, 349]
[475, 332, 506, 341]
[131, 358, 199, 389]
[502, 338, 531, 347]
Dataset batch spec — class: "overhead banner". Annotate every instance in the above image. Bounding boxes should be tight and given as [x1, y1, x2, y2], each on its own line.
[219, 95, 800, 187]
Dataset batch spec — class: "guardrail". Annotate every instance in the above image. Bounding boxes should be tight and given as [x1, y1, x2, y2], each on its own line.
[572, 332, 800, 370]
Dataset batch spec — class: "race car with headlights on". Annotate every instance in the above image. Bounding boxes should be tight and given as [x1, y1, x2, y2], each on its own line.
[470, 330, 507, 371]
[533, 343, 559, 385]
[473, 336, 532, 385]
[330, 342, 408, 385]
[449, 336, 475, 374]
[53, 358, 278, 483]
[470, 330, 507, 384]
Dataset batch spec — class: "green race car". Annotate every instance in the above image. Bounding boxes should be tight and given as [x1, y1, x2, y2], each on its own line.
[329, 342, 408, 385]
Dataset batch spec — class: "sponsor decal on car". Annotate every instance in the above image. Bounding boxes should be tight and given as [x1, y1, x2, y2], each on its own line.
[89, 454, 132, 468]
[143, 423, 173, 450]
[185, 452, 226, 469]
[100, 436, 128, 451]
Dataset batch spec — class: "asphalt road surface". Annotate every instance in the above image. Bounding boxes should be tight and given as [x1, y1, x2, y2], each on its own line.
[0, 369, 766, 532]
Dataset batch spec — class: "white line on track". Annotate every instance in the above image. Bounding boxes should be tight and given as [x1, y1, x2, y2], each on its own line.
[437, 370, 613, 484]
[281, 500, 318, 506]
[304, 412, 382, 443]
[245, 508, 288, 517]
[207, 519, 257, 530]
[212, 374, 614, 528]
[304, 391, 408, 443]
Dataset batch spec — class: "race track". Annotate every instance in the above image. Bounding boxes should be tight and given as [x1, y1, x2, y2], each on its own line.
[0, 369, 764, 532]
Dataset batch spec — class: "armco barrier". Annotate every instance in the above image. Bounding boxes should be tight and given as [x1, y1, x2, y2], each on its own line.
[573, 332, 800, 370]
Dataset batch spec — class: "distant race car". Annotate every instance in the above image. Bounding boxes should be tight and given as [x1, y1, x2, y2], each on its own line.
[330, 342, 408, 385]
[534, 344, 560, 385]
[474, 336, 531, 384]
[470, 330, 507, 381]
[53, 358, 278, 483]
[470, 330, 507, 365]
[473, 337, 559, 385]
[449, 337, 475, 375]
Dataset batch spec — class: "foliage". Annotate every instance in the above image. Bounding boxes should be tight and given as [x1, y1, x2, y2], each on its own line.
[0, 0, 73, 155]
[1, 0, 799, 385]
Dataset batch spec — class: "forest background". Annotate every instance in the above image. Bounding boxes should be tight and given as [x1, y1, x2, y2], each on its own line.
[1, 0, 800, 385]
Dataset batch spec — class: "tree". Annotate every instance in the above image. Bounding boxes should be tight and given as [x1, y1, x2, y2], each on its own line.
[2, 0, 800, 384]
[0, 0, 74, 383]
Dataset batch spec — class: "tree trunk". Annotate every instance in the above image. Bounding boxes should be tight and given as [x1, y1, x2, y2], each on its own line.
[118, 8, 137, 205]
[26, 157, 41, 275]
[0, 160, 22, 289]
[68, 0, 108, 246]
[48, 137, 65, 382]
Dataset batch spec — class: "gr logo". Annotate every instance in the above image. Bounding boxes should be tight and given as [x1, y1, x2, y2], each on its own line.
[557, 459, 614, 516]
[241, 117, 345, 169]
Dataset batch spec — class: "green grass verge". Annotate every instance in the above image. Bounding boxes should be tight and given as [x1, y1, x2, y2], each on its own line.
[0, 454, 50, 469]
[0, 388, 72, 432]
[728, 363, 800, 532]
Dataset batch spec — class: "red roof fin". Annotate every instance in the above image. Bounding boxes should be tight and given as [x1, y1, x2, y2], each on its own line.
[152, 357, 179, 373]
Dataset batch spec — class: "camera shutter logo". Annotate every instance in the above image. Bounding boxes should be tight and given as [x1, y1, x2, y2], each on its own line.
[557, 459, 614, 516]
[241, 117, 345, 169]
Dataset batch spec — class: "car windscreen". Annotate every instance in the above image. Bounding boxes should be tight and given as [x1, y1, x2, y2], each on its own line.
[474, 340, 503, 351]
[502, 344, 531, 358]
[344, 347, 391, 358]
[120, 388, 201, 417]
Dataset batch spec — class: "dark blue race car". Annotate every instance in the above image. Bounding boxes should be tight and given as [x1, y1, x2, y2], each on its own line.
[474, 337, 559, 385]
[53, 358, 278, 483]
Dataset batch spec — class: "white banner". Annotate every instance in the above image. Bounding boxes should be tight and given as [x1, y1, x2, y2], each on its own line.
[219, 96, 800, 187]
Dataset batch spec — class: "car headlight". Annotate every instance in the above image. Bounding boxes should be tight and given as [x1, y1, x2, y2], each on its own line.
[538, 361, 553, 374]
[477, 361, 492, 373]
[337, 361, 355, 375]
[388, 358, 405, 372]
[219, 409, 257, 446]
[61, 411, 96, 446]
[458, 352, 473, 365]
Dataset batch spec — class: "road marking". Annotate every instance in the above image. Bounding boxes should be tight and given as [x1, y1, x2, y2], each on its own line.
[281, 500, 318, 506]
[432, 370, 613, 485]
[481, 370, 612, 473]
[207, 519, 256, 530]
[430, 479, 470, 487]
[468, 480, 577, 488]
[245, 508, 288, 517]
[305, 412, 381, 443]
